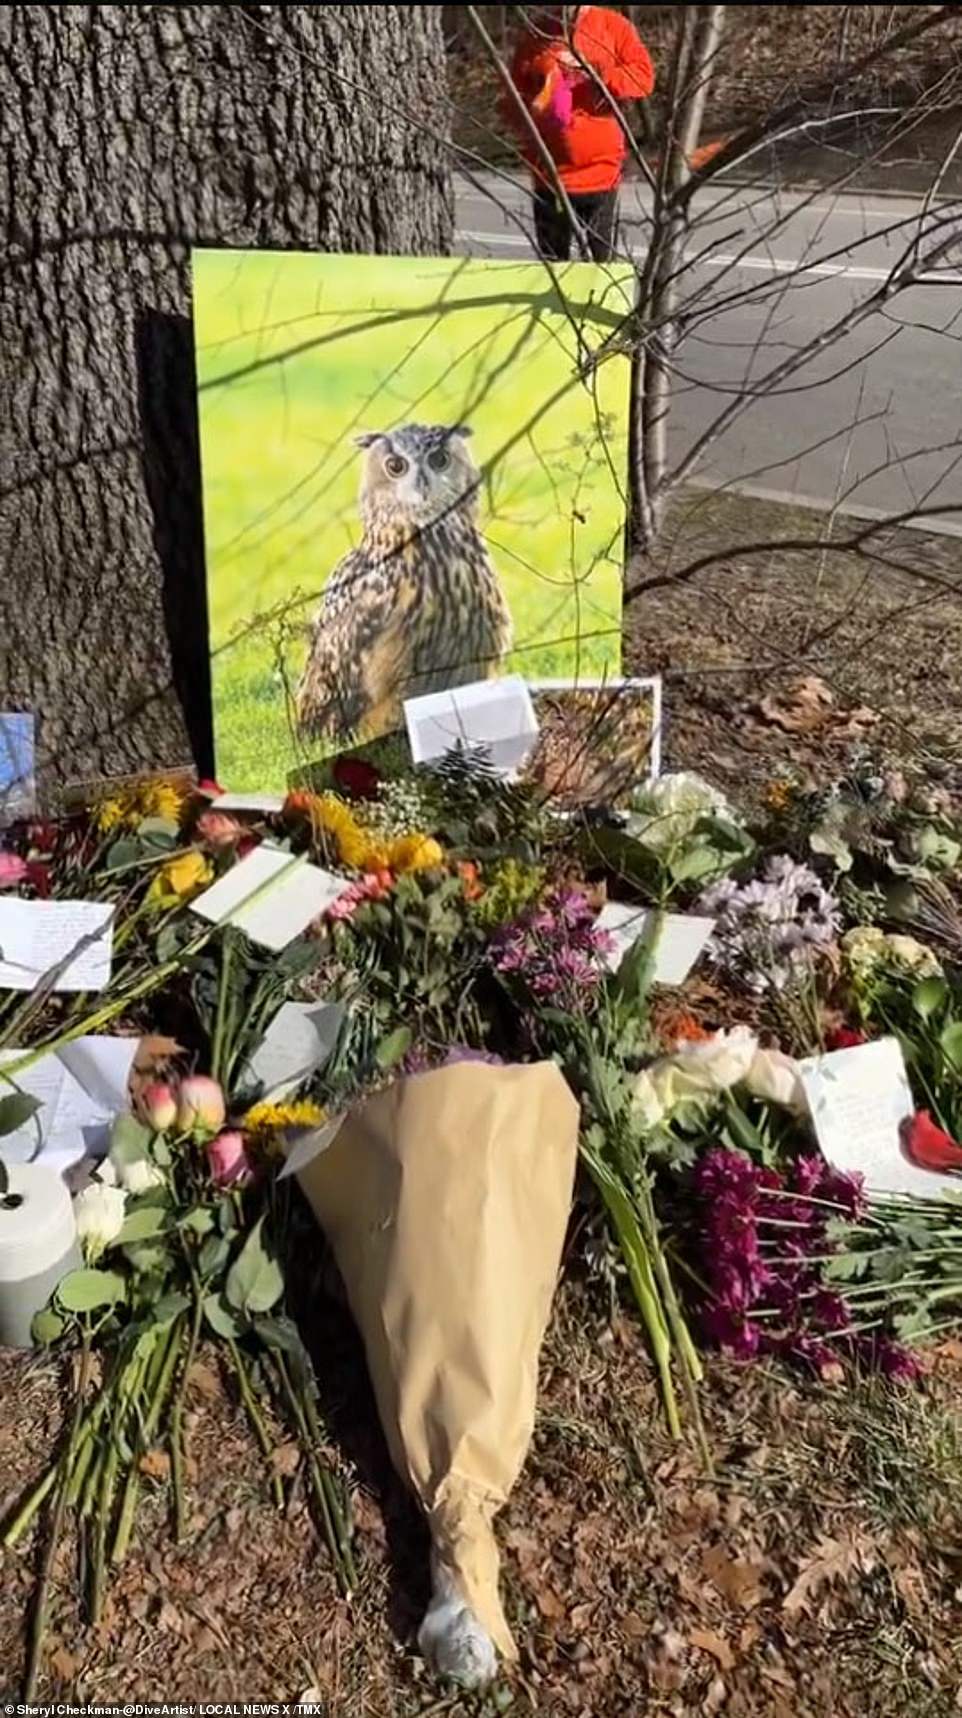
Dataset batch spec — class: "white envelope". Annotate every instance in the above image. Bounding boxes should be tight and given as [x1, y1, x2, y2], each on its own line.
[597, 903, 715, 986]
[404, 676, 538, 777]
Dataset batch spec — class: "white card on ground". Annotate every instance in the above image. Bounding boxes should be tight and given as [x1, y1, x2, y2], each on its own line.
[799, 1036, 954, 1200]
[212, 792, 285, 814]
[0, 899, 114, 991]
[404, 676, 538, 776]
[0, 1034, 139, 1172]
[597, 903, 715, 986]
[246, 1000, 346, 1099]
[191, 845, 350, 950]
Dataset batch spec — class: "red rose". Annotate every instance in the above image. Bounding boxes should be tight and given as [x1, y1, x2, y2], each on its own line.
[332, 756, 381, 799]
[25, 859, 52, 898]
[27, 822, 59, 854]
[902, 1110, 962, 1175]
[825, 1026, 867, 1051]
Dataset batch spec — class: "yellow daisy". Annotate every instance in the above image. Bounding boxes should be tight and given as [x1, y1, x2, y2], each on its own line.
[244, 1098, 325, 1135]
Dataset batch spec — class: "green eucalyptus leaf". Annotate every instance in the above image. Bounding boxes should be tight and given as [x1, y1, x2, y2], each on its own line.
[104, 838, 143, 871]
[914, 825, 961, 872]
[203, 1292, 243, 1340]
[155, 923, 185, 964]
[57, 1268, 126, 1313]
[197, 1233, 232, 1280]
[912, 975, 948, 1024]
[375, 1025, 413, 1070]
[182, 1207, 216, 1237]
[109, 1113, 151, 1167]
[152, 1292, 190, 1327]
[225, 1216, 284, 1315]
[809, 826, 854, 872]
[940, 1021, 962, 1072]
[0, 1091, 43, 1137]
[137, 817, 180, 847]
[31, 1306, 65, 1344]
[117, 1206, 168, 1245]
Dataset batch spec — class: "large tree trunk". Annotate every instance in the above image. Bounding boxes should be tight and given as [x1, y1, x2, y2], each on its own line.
[1, 4, 453, 798]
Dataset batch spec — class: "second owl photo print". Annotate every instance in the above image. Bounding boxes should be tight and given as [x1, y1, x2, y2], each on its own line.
[193, 249, 633, 790]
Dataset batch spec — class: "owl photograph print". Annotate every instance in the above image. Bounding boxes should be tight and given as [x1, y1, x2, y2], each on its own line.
[193, 251, 632, 791]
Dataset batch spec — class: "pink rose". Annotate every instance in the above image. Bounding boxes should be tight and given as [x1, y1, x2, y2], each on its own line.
[176, 1074, 226, 1135]
[0, 851, 28, 888]
[207, 1131, 253, 1188]
[141, 1081, 178, 1132]
[196, 809, 243, 850]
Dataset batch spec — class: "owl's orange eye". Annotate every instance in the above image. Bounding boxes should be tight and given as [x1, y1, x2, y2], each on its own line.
[384, 454, 408, 478]
[427, 448, 451, 472]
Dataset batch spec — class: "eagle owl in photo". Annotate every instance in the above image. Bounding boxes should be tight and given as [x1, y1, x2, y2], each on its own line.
[295, 423, 513, 743]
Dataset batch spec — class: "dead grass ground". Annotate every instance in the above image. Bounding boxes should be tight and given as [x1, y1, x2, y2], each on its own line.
[627, 487, 962, 805]
[4, 1287, 962, 1715]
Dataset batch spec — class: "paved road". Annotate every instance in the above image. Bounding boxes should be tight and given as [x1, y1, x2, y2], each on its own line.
[455, 172, 962, 532]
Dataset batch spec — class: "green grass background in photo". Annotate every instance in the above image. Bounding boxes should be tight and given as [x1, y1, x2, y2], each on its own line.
[193, 249, 633, 791]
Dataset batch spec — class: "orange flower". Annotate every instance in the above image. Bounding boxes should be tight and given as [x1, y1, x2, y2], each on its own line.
[457, 860, 483, 902]
[668, 1011, 713, 1046]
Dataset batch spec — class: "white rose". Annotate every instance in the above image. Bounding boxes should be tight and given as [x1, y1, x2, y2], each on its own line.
[666, 1025, 759, 1095]
[116, 1156, 166, 1196]
[743, 1046, 806, 1115]
[632, 1069, 666, 1128]
[73, 1181, 127, 1261]
[627, 771, 734, 856]
[886, 934, 941, 976]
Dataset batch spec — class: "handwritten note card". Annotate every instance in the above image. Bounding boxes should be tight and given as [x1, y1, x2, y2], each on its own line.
[597, 903, 715, 987]
[0, 900, 114, 992]
[0, 1034, 139, 1172]
[799, 1036, 954, 1200]
[404, 676, 539, 777]
[246, 1000, 346, 1099]
[191, 845, 350, 951]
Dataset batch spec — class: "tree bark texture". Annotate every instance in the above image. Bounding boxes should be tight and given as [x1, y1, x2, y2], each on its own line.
[1, 5, 453, 796]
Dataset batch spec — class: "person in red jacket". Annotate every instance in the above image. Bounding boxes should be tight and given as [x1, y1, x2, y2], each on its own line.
[504, 5, 654, 262]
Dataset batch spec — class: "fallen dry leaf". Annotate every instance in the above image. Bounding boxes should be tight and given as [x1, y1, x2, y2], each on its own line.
[757, 674, 877, 738]
[702, 1545, 766, 1609]
[269, 1442, 301, 1478]
[188, 1360, 221, 1399]
[703, 1675, 728, 1715]
[49, 1645, 80, 1682]
[783, 1535, 869, 1615]
[690, 1627, 735, 1672]
[138, 1447, 171, 1481]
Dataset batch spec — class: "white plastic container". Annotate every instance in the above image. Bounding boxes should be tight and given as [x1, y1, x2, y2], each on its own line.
[0, 1164, 80, 1348]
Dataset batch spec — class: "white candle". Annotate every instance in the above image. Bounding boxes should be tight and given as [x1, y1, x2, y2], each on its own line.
[0, 1164, 80, 1348]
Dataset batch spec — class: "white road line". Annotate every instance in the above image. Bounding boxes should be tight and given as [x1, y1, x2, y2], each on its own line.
[455, 229, 962, 285]
[684, 476, 962, 540]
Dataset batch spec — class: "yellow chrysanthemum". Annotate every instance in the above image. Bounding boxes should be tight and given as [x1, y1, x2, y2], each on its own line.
[244, 1098, 326, 1135]
[139, 781, 186, 822]
[147, 848, 212, 906]
[389, 833, 445, 874]
[93, 797, 129, 835]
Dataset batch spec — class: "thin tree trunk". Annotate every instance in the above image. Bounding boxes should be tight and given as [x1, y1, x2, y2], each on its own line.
[631, 3, 725, 554]
[0, 5, 453, 797]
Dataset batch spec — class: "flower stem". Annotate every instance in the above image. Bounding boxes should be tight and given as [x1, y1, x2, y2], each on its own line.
[227, 1339, 285, 1510]
[23, 1336, 93, 1699]
[171, 1295, 204, 1545]
[272, 1353, 355, 1595]
[112, 1318, 183, 1566]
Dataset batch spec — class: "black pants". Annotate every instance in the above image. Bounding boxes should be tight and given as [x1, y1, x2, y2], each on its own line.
[533, 185, 618, 262]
